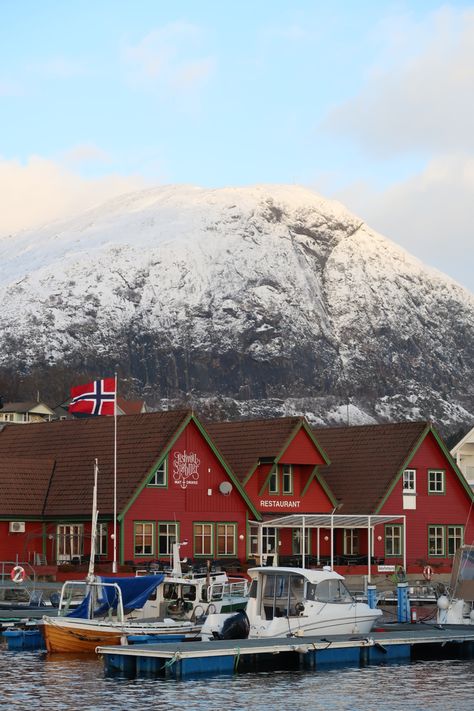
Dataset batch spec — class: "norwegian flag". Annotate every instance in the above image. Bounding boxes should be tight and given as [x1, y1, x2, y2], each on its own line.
[69, 378, 116, 416]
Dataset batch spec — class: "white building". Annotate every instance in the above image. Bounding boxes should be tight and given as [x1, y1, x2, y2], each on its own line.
[451, 427, 474, 491]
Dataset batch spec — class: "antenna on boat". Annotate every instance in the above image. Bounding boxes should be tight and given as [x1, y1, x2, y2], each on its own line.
[171, 540, 188, 577]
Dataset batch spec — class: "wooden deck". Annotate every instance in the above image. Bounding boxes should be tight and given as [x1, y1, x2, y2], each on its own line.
[98, 623, 474, 679]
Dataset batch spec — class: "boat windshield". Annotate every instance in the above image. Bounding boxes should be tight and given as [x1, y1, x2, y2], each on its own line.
[306, 579, 354, 604]
[259, 573, 305, 618]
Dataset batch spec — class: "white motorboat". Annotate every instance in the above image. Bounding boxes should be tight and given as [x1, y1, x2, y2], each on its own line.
[244, 566, 382, 638]
[437, 545, 474, 625]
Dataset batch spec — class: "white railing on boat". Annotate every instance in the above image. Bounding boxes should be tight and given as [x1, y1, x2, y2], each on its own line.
[208, 578, 248, 600]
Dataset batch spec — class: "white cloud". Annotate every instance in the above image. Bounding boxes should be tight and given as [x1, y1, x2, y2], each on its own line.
[325, 7, 474, 156]
[0, 155, 149, 236]
[335, 154, 474, 292]
[123, 22, 215, 92]
[61, 143, 111, 166]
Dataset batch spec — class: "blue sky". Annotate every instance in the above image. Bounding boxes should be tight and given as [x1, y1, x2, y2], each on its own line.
[1, 1, 473, 291]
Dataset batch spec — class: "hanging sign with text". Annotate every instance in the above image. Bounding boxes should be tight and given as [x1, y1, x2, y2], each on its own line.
[173, 450, 200, 489]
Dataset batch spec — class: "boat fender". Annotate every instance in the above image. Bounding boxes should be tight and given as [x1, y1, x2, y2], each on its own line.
[11, 565, 26, 583]
[423, 565, 434, 581]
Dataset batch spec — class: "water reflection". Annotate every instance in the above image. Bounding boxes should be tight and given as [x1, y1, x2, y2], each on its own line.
[0, 649, 472, 711]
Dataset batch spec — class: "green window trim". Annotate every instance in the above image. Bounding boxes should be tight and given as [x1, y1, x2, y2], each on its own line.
[147, 458, 168, 488]
[427, 523, 446, 558]
[282, 464, 294, 495]
[427, 469, 445, 495]
[384, 524, 404, 557]
[268, 465, 279, 495]
[193, 522, 215, 558]
[157, 521, 179, 557]
[447, 525, 464, 556]
[134, 521, 155, 557]
[216, 522, 238, 557]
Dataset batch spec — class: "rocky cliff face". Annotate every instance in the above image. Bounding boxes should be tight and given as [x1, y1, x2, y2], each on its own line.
[0, 184, 473, 432]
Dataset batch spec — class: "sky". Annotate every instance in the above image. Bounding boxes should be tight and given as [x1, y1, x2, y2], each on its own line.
[1, 1, 473, 292]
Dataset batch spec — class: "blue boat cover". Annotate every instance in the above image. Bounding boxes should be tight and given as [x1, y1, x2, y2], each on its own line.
[67, 575, 165, 618]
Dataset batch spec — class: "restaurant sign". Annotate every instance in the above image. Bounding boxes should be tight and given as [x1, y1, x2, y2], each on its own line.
[173, 450, 200, 490]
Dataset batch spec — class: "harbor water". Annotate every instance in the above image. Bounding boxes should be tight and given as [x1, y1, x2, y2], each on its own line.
[0, 647, 473, 711]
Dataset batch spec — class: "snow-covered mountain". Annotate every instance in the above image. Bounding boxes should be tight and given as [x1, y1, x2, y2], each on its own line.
[1, 184, 473, 432]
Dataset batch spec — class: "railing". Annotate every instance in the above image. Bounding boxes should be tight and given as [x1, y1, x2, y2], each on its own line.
[208, 578, 249, 601]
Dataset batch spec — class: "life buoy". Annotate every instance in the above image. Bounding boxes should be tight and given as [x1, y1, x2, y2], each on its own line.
[423, 565, 434, 581]
[11, 565, 25, 583]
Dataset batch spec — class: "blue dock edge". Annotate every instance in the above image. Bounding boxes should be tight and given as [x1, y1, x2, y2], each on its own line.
[97, 624, 474, 680]
[3, 629, 46, 651]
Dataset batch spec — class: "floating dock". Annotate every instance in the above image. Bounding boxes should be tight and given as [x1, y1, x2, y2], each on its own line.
[98, 623, 474, 679]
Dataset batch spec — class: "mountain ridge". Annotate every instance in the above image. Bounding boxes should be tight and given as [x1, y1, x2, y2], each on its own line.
[0, 184, 473, 434]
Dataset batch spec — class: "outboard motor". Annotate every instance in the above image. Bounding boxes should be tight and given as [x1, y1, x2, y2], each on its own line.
[219, 610, 250, 640]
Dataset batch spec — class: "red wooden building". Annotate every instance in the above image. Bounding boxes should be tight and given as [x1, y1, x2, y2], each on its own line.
[314, 421, 474, 574]
[0, 411, 259, 571]
[206, 417, 338, 563]
[0, 412, 472, 578]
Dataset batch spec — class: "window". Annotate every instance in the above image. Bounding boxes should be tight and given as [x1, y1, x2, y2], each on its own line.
[268, 466, 278, 494]
[56, 524, 84, 562]
[385, 525, 403, 557]
[134, 522, 154, 556]
[194, 523, 213, 556]
[292, 528, 310, 555]
[282, 464, 293, 494]
[447, 526, 464, 556]
[96, 523, 108, 556]
[158, 522, 178, 556]
[148, 459, 167, 487]
[343, 529, 359, 556]
[403, 469, 416, 492]
[216, 523, 236, 556]
[248, 526, 277, 557]
[428, 470, 445, 494]
[428, 525, 445, 556]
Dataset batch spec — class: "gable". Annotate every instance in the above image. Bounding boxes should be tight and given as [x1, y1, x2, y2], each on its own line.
[279, 426, 327, 466]
[125, 417, 259, 521]
[377, 426, 474, 515]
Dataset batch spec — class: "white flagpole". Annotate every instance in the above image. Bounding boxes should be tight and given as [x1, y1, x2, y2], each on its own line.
[112, 372, 118, 573]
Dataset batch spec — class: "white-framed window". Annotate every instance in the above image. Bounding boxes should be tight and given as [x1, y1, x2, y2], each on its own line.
[292, 528, 310, 555]
[343, 529, 359, 556]
[148, 459, 167, 487]
[282, 464, 293, 494]
[96, 522, 108, 556]
[428, 470, 445, 494]
[194, 523, 214, 557]
[385, 525, 403, 556]
[248, 526, 277, 556]
[403, 469, 416, 493]
[428, 525, 445, 556]
[158, 522, 178, 556]
[447, 526, 464, 556]
[134, 522, 155, 556]
[268, 466, 278, 494]
[57, 524, 84, 562]
[216, 523, 237, 556]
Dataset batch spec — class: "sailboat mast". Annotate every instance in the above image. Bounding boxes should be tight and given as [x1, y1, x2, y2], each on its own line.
[87, 458, 99, 583]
